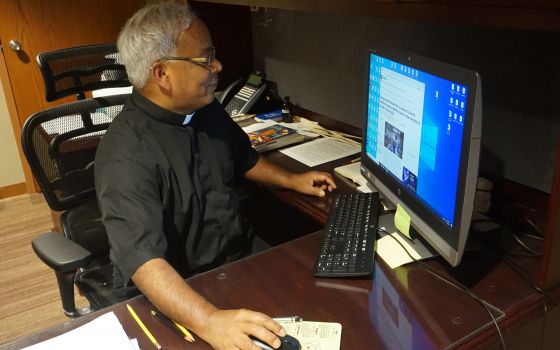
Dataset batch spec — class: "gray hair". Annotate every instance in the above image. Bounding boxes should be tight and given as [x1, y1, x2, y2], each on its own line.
[117, 2, 195, 88]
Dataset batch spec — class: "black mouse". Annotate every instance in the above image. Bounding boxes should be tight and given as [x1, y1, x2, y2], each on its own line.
[251, 334, 301, 350]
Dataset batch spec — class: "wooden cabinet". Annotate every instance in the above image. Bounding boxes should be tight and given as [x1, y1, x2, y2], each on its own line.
[400, 0, 559, 7]
[195, 0, 560, 31]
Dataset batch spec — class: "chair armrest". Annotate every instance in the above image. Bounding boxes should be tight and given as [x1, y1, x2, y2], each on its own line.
[32, 232, 93, 272]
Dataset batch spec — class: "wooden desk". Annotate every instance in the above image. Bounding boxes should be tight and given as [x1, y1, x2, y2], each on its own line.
[2, 230, 558, 350]
[3, 108, 559, 349]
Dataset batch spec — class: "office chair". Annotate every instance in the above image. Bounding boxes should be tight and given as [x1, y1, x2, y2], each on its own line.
[23, 94, 129, 317]
[24, 44, 131, 317]
[36, 43, 130, 102]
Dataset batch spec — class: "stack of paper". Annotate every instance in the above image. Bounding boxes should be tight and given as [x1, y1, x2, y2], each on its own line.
[280, 138, 360, 167]
[22, 312, 137, 350]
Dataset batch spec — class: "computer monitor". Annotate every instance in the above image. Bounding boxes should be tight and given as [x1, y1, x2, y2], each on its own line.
[361, 47, 482, 266]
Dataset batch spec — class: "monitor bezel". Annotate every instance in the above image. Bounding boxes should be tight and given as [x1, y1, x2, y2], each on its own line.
[361, 47, 481, 266]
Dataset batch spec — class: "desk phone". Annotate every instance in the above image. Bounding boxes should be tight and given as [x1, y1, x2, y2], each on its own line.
[224, 71, 266, 117]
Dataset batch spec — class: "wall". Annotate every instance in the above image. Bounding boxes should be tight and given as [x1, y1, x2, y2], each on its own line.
[0, 73, 24, 187]
[251, 9, 560, 193]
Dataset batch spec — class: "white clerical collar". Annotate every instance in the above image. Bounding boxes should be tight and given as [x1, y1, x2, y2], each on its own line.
[183, 111, 195, 125]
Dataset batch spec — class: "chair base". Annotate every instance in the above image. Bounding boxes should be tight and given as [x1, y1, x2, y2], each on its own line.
[64, 306, 94, 318]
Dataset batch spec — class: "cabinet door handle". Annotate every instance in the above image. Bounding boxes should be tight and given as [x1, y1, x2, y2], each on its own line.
[9, 39, 22, 52]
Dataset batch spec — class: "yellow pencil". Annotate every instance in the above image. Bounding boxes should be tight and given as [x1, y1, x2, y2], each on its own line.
[172, 320, 196, 343]
[127, 304, 162, 350]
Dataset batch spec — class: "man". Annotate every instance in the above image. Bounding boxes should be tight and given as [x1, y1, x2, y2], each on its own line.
[95, 3, 336, 350]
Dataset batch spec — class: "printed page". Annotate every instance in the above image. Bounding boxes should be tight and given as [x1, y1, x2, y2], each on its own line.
[277, 321, 342, 350]
[280, 138, 360, 167]
[21, 312, 135, 350]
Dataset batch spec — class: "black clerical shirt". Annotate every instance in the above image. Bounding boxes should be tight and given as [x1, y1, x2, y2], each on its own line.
[95, 91, 259, 299]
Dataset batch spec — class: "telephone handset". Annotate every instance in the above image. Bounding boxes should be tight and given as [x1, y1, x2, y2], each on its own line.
[222, 71, 266, 117]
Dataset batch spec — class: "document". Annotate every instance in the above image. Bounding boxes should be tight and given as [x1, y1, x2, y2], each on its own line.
[276, 320, 342, 350]
[22, 312, 135, 350]
[280, 137, 360, 167]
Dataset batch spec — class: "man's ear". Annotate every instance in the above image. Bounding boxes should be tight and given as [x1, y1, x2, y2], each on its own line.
[150, 61, 172, 91]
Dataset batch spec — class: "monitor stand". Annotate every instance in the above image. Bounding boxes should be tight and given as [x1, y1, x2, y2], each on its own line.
[376, 212, 491, 270]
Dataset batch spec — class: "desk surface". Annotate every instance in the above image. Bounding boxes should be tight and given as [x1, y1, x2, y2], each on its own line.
[1, 230, 556, 350]
[2, 109, 559, 349]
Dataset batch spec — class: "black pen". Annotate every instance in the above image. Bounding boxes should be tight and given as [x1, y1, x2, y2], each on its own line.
[150, 310, 193, 343]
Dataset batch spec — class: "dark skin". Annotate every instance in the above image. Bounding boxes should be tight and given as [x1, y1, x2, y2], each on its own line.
[132, 18, 336, 350]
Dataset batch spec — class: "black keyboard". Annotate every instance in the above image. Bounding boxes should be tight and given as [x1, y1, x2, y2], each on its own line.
[314, 192, 379, 277]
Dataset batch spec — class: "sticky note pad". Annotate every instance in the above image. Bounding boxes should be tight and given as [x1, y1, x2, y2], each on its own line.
[394, 203, 412, 239]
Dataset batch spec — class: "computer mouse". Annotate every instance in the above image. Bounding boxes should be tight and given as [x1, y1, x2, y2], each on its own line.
[251, 334, 301, 350]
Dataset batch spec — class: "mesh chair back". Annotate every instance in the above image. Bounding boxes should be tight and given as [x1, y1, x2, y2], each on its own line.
[37, 44, 130, 102]
[22, 94, 129, 213]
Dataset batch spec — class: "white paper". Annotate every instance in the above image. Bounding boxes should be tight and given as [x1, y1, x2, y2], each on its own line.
[242, 120, 276, 132]
[280, 137, 360, 167]
[130, 338, 140, 350]
[376, 230, 436, 269]
[334, 162, 369, 187]
[357, 182, 375, 193]
[22, 312, 135, 350]
[275, 121, 320, 138]
[242, 120, 321, 140]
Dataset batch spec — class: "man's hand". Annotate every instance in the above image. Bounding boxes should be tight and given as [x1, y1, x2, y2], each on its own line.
[245, 157, 337, 197]
[289, 171, 337, 197]
[201, 309, 286, 350]
[133, 259, 286, 350]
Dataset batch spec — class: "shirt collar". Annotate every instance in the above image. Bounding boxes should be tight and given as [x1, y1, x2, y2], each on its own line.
[130, 89, 193, 127]
[183, 112, 195, 125]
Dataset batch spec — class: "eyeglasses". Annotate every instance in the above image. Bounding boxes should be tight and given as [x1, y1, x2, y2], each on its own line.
[157, 47, 216, 70]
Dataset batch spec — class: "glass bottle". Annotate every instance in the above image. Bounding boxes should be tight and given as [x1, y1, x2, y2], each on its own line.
[282, 96, 293, 123]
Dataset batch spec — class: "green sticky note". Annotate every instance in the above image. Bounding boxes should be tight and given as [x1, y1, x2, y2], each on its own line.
[394, 203, 412, 239]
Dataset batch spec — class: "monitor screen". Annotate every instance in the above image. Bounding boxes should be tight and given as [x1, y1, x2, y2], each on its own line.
[361, 48, 482, 266]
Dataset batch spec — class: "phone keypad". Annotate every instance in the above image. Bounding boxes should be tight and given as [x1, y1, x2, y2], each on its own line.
[225, 86, 257, 116]
[237, 86, 256, 101]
